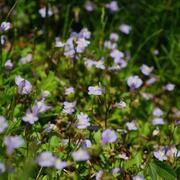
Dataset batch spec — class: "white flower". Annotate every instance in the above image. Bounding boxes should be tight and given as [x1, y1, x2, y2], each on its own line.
[0, 22, 11, 31]
[39, 7, 53, 18]
[76, 38, 90, 53]
[140, 64, 153, 76]
[37, 152, 56, 167]
[19, 54, 32, 64]
[110, 49, 124, 64]
[163, 83, 175, 91]
[88, 86, 103, 95]
[72, 149, 90, 161]
[133, 175, 144, 180]
[0, 116, 8, 133]
[115, 100, 126, 108]
[106, 1, 119, 12]
[119, 24, 131, 35]
[126, 121, 137, 131]
[119, 152, 129, 160]
[96, 170, 104, 180]
[127, 75, 143, 89]
[54, 159, 67, 170]
[76, 112, 90, 129]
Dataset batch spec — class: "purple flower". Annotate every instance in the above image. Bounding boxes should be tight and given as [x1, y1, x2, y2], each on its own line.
[119, 24, 131, 35]
[154, 148, 167, 161]
[76, 38, 90, 53]
[82, 139, 92, 148]
[4, 135, 24, 154]
[22, 110, 38, 124]
[4, 59, 13, 70]
[79, 28, 91, 39]
[88, 86, 103, 95]
[153, 107, 163, 117]
[37, 152, 56, 167]
[54, 159, 67, 170]
[32, 100, 51, 114]
[15, 76, 32, 94]
[72, 148, 90, 161]
[0, 116, 8, 133]
[140, 64, 153, 76]
[110, 49, 124, 64]
[133, 175, 144, 180]
[101, 129, 117, 144]
[106, 1, 119, 12]
[146, 76, 157, 85]
[127, 75, 143, 90]
[84, 1, 95, 12]
[114, 100, 126, 109]
[76, 112, 90, 129]
[110, 33, 119, 42]
[152, 118, 165, 125]
[65, 87, 75, 95]
[62, 101, 76, 114]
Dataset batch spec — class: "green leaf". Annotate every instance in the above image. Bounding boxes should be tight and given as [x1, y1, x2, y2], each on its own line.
[149, 160, 177, 180]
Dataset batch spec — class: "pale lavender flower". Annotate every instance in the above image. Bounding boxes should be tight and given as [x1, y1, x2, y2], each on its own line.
[84, 58, 105, 69]
[101, 129, 117, 144]
[1, 35, 6, 45]
[72, 148, 90, 161]
[54, 159, 67, 170]
[19, 54, 32, 64]
[163, 83, 175, 91]
[153, 107, 163, 117]
[4, 135, 24, 154]
[110, 33, 119, 42]
[79, 28, 91, 39]
[0, 22, 11, 32]
[140, 64, 153, 76]
[127, 75, 143, 90]
[126, 121, 137, 131]
[41, 90, 50, 99]
[106, 1, 119, 12]
[76, 112, 90, 129]
[15, 76, 32, 94]
[115, 100, 126, 109]
[154, 148, 167, 161]
[64, 37, 75, 58]
[76, 38, 90, 53]
[37, 152, 56, 167]
[119, 24, 131, 35]
[110, 49, 124, 64]
[32, 100, 51, 114]
[133, 175, 144, 180]
[112, 168, 121, 176]
[84, 1, 95, 12]
[96, 170, 104, 180]
[119, 152, 129, 160]
[152, 118, 165, 125]
[4, 59, 13, 70]
[141, 92, 153, 100]
[0, 116, 8, 133]
[0, 162, 5, 173]
[88, 86, 103, 95]
[62, 101, 76, 114]
[82, 139, 92, 148]
[146, 76, 157, 85]
[22, 111, 38, 124]
[55, 37, 64, 48]
[153, 49, 159, 55]
[39, 7, 53, 18]
[104, 40, 117, 49]
[65, 87, 75, 95]
[166, 145, 179, 159]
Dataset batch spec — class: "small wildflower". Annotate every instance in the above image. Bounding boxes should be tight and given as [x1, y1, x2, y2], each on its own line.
[15, 76, 32, 94]
[106, 1, 119, 12]
[119, 24, 131, 34]
[54, 159, 67, 170]
[19, 54, 32, 64]
[163, 83, 175, 91]
[0, 116, 8, 133]
[133, 175, 144, 180]
[140, 64, 153, 76]
[62, 101, 76, 114]
[76, 112, 90, 129]
[88, 86, 103, 95]
[114, 100, 126, 108]
[146, 76, 157, 85]
[152, 118, 165, 125]
[39, 7, 53, 18]
[153, 107, 163, 117]
[72, 148, 90, 161]
[154, 148, 167, 161]
[0, 162, 5, 173]
[84, 1, 95, 12]
[37, 152, 56, 167]
[127, 75, 143, 90]
[65, 87, 75, 95]
[4, 135, 24, 154]
[22, 110, 38, 124]
[126, 121, 137, 131]
[110, 33, 119, 42]
[110, 49, 124, 64]
[0, 22, 11, 32]
[96, 170, 104, 180]
[101, 129, 117, 144]
[4, 59, 13, 70]
[119, 152, 129, 160]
